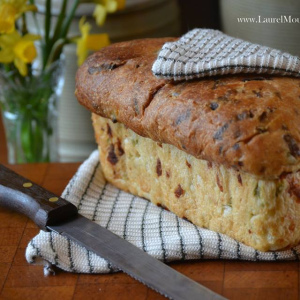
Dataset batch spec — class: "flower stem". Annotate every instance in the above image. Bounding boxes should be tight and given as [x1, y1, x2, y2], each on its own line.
[60, 0, 80, 40]
[21, 14, 28, 36]
[28, 0, 42, 35]
[44, 0, 52, 45]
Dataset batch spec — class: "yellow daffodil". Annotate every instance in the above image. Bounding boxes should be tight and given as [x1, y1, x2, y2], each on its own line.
[0, 32, 40, 76]
[0, 0, 37, 33]
[75, 17, 110, 66]
[93, 4, 107, 26]
[93, 0, 125, 26]
[116, 0, 125, 10]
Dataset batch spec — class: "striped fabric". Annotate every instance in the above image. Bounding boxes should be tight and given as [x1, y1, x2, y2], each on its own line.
[152, 29, 300, 81]
[26, 150, 300, 274]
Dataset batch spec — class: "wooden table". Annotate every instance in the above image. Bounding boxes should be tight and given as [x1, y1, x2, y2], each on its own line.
[0, 116, 299, 300]
[0, 164, 299, 300]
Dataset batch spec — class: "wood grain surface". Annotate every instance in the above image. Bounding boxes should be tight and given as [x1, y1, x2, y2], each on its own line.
[0, 113, 7, 164]
[0, 115, 300, 300]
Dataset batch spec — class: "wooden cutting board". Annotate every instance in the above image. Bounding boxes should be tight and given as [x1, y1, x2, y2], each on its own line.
[0, 162, 298, 300]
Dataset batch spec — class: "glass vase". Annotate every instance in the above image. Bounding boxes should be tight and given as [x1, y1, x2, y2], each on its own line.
[0, 60, 64, 164]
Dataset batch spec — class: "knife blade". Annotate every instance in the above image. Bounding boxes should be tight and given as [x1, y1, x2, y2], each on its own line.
[0, 164, 226, 300]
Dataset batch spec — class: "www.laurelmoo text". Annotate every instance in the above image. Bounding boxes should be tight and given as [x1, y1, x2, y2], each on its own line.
[237, 15, 300, 24]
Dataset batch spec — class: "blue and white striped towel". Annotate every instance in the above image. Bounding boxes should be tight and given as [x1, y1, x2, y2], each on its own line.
[152, 29, 300, 81]
[26, 150, 300, 274]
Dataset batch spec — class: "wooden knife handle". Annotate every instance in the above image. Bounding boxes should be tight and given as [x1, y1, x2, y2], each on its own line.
[0, 164, 78, 230]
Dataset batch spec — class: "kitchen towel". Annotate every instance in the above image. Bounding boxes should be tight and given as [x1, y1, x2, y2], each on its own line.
[152, 29, 300, 81]
[26, 150, 300, 274]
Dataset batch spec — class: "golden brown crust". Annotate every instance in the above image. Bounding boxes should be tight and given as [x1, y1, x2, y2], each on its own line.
[76, 38, 300, 179]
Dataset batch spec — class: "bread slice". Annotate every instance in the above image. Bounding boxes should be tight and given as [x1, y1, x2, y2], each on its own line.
[75, 38, 300, 251]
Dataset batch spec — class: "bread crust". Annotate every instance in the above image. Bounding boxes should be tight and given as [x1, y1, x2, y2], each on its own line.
[76, 38, 300, 179]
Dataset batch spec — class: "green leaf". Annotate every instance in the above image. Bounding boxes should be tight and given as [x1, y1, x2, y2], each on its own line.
[45, 0, 52, 45]
[51, 0, 68, 43]
[33, 121, 44, 161]
[21, 115, 34, 162]
[60, 0, 80, 39]
[45, 38, 66, 66]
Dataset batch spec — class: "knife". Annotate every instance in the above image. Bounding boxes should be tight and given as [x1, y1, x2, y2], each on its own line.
[0, 164, 226, 300]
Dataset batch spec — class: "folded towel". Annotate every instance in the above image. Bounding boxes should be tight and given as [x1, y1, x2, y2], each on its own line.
[152, 29, 300, 81]
[26, 150, 300, 274]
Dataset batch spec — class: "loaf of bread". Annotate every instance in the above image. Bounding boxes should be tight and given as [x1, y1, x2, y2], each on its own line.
[75, 38, 300, 251]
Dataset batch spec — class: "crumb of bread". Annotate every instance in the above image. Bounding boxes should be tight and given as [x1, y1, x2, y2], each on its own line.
[93, 114, 300, 252]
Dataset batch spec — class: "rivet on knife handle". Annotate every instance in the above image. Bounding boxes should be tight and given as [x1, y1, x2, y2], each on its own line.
[0, 164, 78, 230]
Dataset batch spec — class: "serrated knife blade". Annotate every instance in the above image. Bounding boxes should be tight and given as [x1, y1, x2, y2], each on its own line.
[0, 164, 226, 300]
